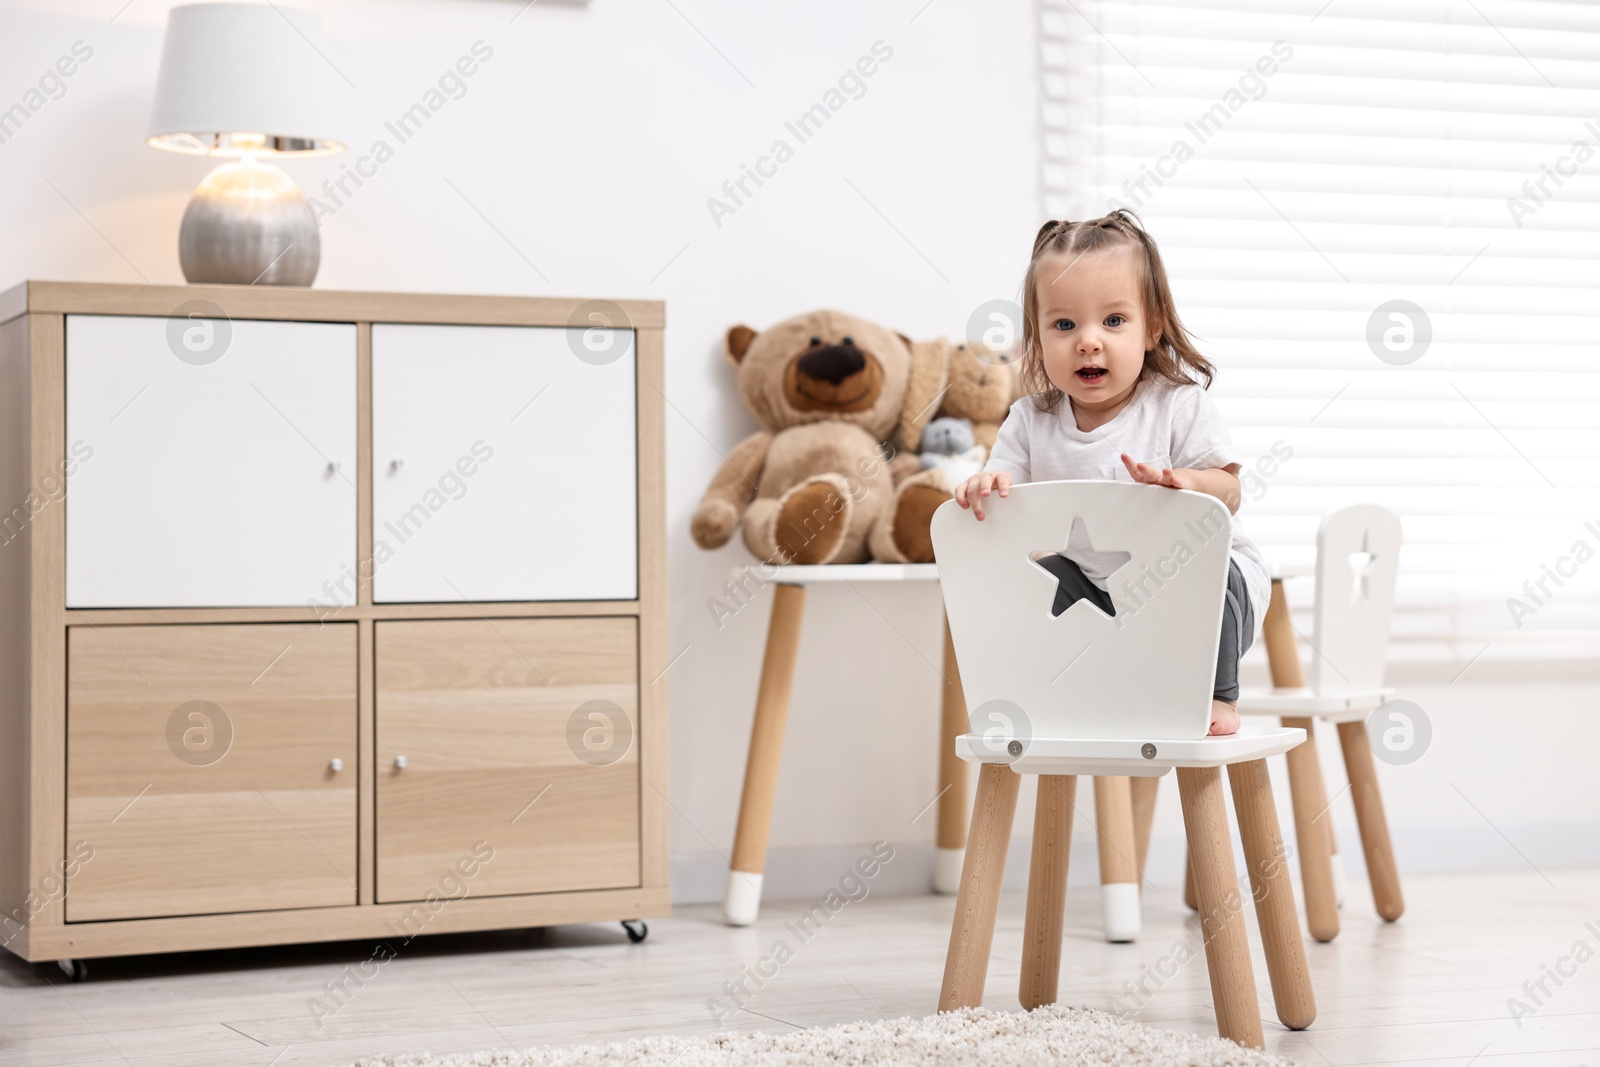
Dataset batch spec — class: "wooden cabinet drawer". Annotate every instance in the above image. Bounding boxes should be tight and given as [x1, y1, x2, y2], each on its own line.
[370, 323, 637, 603]
[375, 617, 640, 903]
[66, 623, 358, 922]
[65, 314, 357, 608]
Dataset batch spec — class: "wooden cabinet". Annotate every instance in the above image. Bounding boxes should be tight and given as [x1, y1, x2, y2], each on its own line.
[65, 315, 357, 609]
[375, 618, 640, 902]
[370, 324, 638, 603]
[66, 623, 357, 921]
[0, 282, 667, 966]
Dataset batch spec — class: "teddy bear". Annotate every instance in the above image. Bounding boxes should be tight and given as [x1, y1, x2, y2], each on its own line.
[890, 338, 1018, 492]
[690, 310, 952, 565]
[918, 416, 988, 486]
[938, 340, 1018, 452]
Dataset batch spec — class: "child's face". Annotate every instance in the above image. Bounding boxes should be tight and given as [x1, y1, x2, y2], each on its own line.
[1034, 248, 1154, 411]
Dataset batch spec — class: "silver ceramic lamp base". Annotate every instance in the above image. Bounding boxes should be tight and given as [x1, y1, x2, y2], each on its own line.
[178, 158, 319, 286]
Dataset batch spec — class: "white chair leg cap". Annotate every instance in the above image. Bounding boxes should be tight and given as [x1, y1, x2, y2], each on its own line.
[723, 870, 763, 927]
[1101, 881, 1141, 942]
[933, 847, 964, 895]
[1331, 858, 1348, 909]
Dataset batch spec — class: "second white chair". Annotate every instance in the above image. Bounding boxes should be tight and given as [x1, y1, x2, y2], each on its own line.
[1235, 504, 1406, 942]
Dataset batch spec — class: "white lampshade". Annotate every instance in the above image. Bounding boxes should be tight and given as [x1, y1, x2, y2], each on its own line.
[147, 3, 347, 157]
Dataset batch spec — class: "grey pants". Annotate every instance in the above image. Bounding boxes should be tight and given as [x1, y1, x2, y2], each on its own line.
[1036, 553, 1255, 701]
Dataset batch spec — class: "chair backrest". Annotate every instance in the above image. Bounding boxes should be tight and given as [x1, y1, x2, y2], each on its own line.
[931, 481, 1232, 743]
[1308, 504, 1402, 694]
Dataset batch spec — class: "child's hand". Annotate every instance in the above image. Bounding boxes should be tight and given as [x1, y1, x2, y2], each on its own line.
[1122, 455, 1244, 513]
[1121, 453, 1198, 491]
[955, 471, 1012, 520]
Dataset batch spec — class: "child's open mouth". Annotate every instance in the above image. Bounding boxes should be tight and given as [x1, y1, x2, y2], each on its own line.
[1076, 366, 1108, 382]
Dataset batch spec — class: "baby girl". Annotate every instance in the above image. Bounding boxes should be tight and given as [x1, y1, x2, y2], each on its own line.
[955, 210, 1269, 736]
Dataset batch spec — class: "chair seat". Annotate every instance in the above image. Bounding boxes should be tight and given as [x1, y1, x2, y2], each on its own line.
[1236, 686, 1393, 723]
[954, 725, 1305, 776]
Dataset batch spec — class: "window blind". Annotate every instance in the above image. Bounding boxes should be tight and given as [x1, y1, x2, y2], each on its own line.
[1040, 0, 1600, 669]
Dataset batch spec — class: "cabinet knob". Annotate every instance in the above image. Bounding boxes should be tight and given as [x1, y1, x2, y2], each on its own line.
[389, 458, 405, 472]
[328, 758, 343, 773]
[394, 755, 408, 770]
[326, 460, 342, 475]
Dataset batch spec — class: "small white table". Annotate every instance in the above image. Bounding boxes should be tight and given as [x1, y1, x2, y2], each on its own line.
[721, 563, 968, 926]
[721, 561, 1162, 943]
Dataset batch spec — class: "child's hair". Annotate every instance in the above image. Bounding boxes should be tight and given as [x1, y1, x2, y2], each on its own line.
[1019, 209, 1215, 415]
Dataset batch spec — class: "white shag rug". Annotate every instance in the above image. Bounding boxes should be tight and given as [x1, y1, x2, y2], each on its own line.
[347, 1006, 1301, 1067]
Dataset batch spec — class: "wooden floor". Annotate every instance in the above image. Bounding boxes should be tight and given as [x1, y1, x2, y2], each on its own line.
[2, 867, 1596, 1066]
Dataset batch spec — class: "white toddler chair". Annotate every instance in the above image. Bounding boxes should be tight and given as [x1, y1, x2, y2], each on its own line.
[1234, 504, 1404, 943]
[932, 481, 1314, 1049]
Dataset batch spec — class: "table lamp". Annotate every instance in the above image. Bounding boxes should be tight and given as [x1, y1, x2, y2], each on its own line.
[147, 3, 346, 286]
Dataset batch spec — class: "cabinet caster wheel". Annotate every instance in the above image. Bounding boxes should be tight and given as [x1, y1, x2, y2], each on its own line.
[57, 959, 88, 982]
[621, 919, 648, 943]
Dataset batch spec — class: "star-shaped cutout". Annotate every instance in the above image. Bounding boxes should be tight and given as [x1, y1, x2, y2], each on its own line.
[1030, 516, 1133, 619]
[1347, 530, 1378, 604]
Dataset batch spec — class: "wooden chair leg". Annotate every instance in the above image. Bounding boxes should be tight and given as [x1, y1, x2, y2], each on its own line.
[1177, 766, 1264, 1051]
[940, 762, 1021, 1011]
[1262, 575, 1348, 926]
[1338, 720, 1405, 921]
[1021, 775, 1076, 1010]
[1182, 849, 1199, 911]
[1282, 716, 1339, 943]
[1229, 759, 1317, 1030]
[1130, 775, 1159, 889]
[724, 583, 806, 926]
[1328, 805, 1345, 908]
[1094, 776, 1140, 942]
[1305, 718, 1346, 907]
[934, 616, 970, 895]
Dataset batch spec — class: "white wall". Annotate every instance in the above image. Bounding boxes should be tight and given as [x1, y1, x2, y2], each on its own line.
[2, 0, 1595, 908]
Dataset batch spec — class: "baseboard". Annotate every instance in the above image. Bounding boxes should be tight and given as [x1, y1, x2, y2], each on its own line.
[672, 842, 943, 907]
[670, 820, 1600, 905]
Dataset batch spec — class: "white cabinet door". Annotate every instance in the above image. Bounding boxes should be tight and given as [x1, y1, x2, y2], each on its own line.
[371, 323, 637, 602]
[66, 315, 357, 608]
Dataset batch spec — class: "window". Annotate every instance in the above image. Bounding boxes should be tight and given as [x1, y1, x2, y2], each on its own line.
[1040, 0, 1600, 671]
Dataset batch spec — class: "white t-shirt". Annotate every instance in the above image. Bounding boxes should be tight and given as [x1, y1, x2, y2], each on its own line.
[984, 375, 1269, 629]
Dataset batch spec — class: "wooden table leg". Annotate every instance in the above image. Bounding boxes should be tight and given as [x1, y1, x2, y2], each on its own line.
[1183, 855, 1199, 911]
[1338, 720, 1405, 921]
[1178, 765, 1264, 1051]
[1094, 776, 1141, 942]
[1265, 578, 1340, 937]
[940, 762, 1021, 1011]
[1229, 759, 1317, 1030]
[934, 615, 970, 895]
[1020, 775, 1076, 1010]
[1130, 775, 1159, 889]
[1263, 579, 1303, 689]
[724, 583, 806, 926]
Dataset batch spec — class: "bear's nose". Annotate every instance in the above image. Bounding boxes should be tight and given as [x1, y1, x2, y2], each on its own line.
[796, 342, 865, 385]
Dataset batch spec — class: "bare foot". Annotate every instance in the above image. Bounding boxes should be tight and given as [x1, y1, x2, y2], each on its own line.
[1209, 698, 1240, 736]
